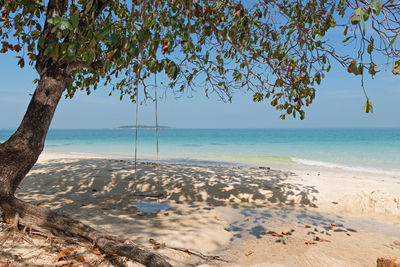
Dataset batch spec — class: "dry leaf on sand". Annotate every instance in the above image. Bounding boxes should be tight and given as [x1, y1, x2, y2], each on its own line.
[245, 251, 254, 256]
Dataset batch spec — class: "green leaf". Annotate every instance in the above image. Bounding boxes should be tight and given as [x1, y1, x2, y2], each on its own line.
[71, 13, 79, 29]
[392, 67, 400, 75]
[67, 44, 76, 59]
[51, 44, 59, 60]
[367, 43, 373, 54]
[47, 17, 61, 25]
[342, 36, 351, 43]
[300, 111, 305, 120]
[58, 20, 72, 31]
[17, 58, 24, 68]
[137, 29, 145, 42]
[111, 32, 120, 46]
[355, 7, 364, 16]
[370, 0, 382, 15]
[369, 63, 377, 75]
[363, 100, 373, 113]
[253, 92, 263, 102]
[37, 36, 45, 49]
[389, 35, 397, 48]
[351, 15, 361, 23]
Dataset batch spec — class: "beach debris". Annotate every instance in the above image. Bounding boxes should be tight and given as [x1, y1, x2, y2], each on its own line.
[316, 236, 331, 242]
[183, 249, 193, 255]
[92, 247, 102, 255]
[305, 241, 317, 245]
[330, 223, 342, 227]
[75, 255, 85, 262]
[281, 231, 293, 236]
[91, 188, 98, 192]
[57, 248, 74, 261]
[377, 256, 400, 267]
[245, 251, 254, 256]
[133, 192, 163, 198]
[60, 264, 80, 267]
[259, 166, 271, 170]
[149, 238, 162, 250]
[271, 232, 280, 237]
[214, 216, 219, 221]
[149, 238, 227, 262]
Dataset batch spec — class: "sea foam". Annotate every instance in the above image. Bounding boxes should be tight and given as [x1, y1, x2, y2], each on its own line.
[291, 157, 400, 176]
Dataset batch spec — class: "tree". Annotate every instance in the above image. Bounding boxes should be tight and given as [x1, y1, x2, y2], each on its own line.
[0, 0, 398, 265]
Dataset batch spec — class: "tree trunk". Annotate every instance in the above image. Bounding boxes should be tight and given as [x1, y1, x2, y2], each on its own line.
[0, 70, 172, 266]
[0, 70, 67, 200]
[0, 66, 171, 267]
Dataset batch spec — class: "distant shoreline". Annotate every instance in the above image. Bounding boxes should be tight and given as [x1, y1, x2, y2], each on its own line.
[113, 125, 171, 130]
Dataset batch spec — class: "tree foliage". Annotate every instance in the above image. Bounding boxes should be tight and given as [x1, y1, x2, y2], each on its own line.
[1, 0, 399, 118]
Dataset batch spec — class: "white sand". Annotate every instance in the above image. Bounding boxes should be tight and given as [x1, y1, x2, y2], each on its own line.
[1, 151, 399, 266]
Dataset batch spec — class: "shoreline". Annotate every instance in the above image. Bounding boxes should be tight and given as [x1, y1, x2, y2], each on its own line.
[2, 151, 399, 266]
[40, 149, 400, 179]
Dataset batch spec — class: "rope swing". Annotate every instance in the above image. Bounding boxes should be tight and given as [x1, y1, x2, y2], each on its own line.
[134, 84, 139, 181]
[155, 73, 159, 164]
[133, 73, 160, 181]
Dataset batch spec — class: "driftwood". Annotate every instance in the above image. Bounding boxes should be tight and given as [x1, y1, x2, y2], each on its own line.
[134, 192, 164, 198]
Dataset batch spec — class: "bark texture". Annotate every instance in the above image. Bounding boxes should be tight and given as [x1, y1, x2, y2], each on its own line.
[0, 71, 67, 198]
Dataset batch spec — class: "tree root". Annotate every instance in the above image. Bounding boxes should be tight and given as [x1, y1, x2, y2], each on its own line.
[0, 197, 172, 267]
[149, 238, 228, 263]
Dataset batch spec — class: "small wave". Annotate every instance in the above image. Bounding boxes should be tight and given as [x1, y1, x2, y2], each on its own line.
[291, 157, 400, 176]
[209, 142, 227, 146]
[183, 144, 202, 147]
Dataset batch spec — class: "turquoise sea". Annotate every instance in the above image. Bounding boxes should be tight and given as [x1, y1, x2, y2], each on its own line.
[1, 128, 399, 175]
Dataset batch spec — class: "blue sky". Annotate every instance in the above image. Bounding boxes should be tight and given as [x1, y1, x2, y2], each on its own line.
[1, 23, 400, 129]
[0, 50, 399, 129]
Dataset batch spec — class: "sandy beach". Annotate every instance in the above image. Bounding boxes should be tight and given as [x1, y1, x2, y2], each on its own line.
[1, 151, 400, 266]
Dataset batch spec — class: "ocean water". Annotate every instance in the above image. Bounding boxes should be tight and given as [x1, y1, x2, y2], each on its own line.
[1, 128, 399, 175]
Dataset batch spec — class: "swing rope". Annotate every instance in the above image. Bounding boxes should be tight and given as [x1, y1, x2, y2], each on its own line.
[134, 85, 139, 180]
[155, 73, 159, 164]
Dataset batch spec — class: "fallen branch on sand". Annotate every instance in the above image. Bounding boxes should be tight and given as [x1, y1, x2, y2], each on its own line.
[0, 197, 172, 267]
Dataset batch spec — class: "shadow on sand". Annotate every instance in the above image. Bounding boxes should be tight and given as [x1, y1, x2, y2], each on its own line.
[12, 158, 322, 264]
